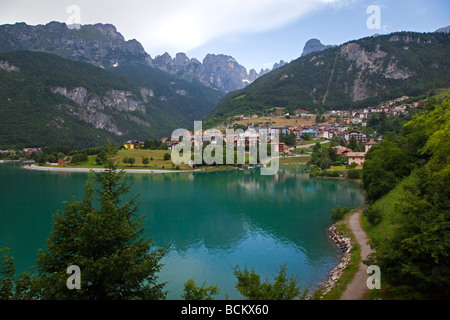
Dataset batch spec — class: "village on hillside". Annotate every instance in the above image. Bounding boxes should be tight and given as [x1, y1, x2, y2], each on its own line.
[1, 95, 423, 169]
[144, 95, 423, 167]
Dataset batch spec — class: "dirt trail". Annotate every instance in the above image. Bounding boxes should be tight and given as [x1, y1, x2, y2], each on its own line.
[339, 209, 373, 300]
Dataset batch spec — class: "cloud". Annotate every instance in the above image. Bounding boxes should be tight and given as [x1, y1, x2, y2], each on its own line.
[135, 0, 349, 54]
[0, 0, 348, 56]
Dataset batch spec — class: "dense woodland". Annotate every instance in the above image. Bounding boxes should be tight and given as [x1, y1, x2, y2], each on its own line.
[0, 51, 223, 149]
[361, 98, 450, 299]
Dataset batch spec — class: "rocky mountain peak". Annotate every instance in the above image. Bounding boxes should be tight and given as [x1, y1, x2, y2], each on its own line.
[0, 21, 287, 94]
[152, 52, 277, 94]
[301, 38, 335, 57]
[435, 25, 450, 33]
[87, 23, 128, 43]
[273, 60, 288, 70]
[0, 21, 152, 67]
[174, 52, 190, 65]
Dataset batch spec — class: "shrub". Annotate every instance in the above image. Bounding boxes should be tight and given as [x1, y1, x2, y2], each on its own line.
[348, 162, 358, 169]
[71, 153, 88, 164]
[326, 170, 340, 177]
[331, 205, 350, 222]
[348, 169, 362, 179]
[363, 206, 383, 226]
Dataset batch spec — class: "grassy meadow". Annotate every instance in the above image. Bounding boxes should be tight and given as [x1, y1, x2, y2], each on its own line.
[66, 149, 192, 171]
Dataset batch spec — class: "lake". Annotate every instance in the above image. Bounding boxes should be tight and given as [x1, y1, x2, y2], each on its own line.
[0, 163, 364, 299]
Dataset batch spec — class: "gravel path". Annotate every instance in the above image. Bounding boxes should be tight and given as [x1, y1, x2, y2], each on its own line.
[339, 209, 373, 300]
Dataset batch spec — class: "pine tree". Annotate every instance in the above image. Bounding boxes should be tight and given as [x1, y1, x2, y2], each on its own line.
[33, 142, 168, 300]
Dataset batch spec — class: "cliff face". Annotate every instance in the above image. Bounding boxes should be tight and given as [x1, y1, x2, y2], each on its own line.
[0, 21, 152, 67]
[0, 50, 224, 148]
[51, 86, 151, 137]
[153, 52, 287, 94]
[301, 39, 335, 57]
[0, 21, 284, 94]
[8, 22, 428, 99]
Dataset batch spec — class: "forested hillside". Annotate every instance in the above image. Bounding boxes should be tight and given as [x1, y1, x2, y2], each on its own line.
[0, 51, 223, 149]
[206, 31, 450, 127]
[361, 98, 450, 299]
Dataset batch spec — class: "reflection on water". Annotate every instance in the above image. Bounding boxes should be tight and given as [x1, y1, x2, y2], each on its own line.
[0, 164, 364, 300]
[131, 167, 364, 299]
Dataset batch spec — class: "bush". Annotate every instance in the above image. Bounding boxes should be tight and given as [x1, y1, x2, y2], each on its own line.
[348, 169, 362, 179]
[95, 150, 107, 165]
[310, 168, 340, 178]
[363, 206, 383, 226]
[71, 153, 88, 164]
[326, 170, 340, 177]
[163, 153, 171, 161]
[331, 205, 350, 222]
[348, 162, 358, 169]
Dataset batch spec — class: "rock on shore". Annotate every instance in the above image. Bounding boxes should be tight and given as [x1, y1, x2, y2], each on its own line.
[319, 225, 353, 297]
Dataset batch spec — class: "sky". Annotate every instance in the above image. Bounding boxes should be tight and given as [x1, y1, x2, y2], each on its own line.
[1, 0, 449, 71]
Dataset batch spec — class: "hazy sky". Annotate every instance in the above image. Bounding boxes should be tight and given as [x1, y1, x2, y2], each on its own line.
[1, 0, 448, 71]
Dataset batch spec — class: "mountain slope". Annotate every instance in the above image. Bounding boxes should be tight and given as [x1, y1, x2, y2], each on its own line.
[0, 21, 282, 94]
[206, 31, 450, 126]
[153, 52, 287, 94]
[0, 51, 223, 148]
[0, 21, 152, 68]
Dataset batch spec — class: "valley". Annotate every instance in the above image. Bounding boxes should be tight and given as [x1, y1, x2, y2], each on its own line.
[0, 13, 449, 304]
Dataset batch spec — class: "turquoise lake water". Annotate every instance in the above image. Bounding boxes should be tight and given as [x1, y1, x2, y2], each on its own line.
[0, 163, 364, 299]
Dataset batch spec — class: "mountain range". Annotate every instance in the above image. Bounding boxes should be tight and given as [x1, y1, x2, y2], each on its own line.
[0, 21, 286, 94]
[0, 22, 152, 68]
[1, 20, 449, 148]
[153, 52, 287, 93]
[205, 30, 449, 126]
[0, 50, 223, 148]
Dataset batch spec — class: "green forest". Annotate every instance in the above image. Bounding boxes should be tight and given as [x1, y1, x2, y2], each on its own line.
[0, 51, 223, 149]
[361, 98, 450, 299]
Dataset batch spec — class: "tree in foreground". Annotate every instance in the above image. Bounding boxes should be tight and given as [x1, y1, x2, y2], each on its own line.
[33, 142, 168, 300]
[181, 279, 220, 300]
[0, 248, 32, 300]
[233, 264, 308, 300]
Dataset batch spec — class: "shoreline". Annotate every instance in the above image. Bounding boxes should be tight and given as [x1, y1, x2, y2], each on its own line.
[317, 206, 370, 300]
[22, 164, 190, 174]
[318, 224, 353, 298]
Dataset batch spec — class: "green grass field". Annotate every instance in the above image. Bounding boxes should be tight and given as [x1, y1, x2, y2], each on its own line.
[298, 138, 328, 146]
[115, 149, 186, 169]
[279, 156, 311, 164]
[66, 149, 192, 170]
